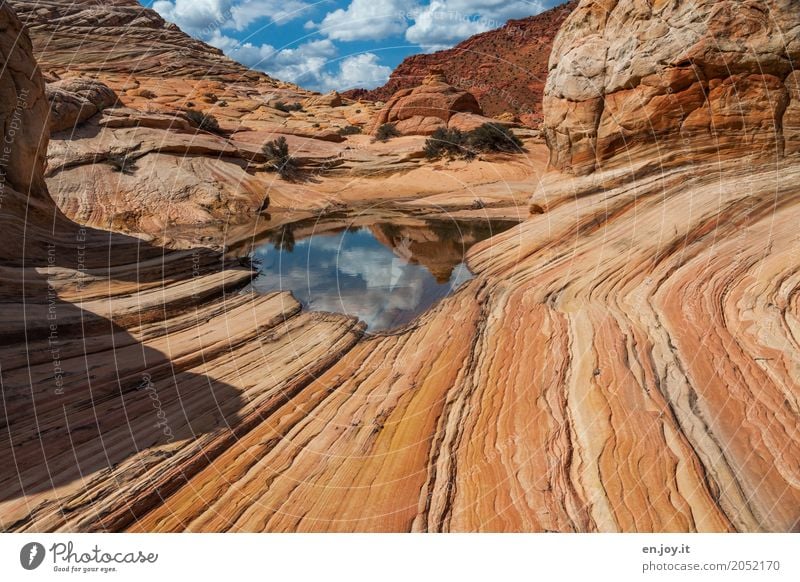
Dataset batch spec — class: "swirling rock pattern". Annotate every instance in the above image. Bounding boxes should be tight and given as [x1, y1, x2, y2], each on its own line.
[130, 0, 800, 533]
[1, 0, 799, 533]
[10, 0, 265, 81]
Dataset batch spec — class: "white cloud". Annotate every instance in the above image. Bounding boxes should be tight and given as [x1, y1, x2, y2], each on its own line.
[153, 0, 549, 91]
[229, 0, 312, 29]
[218, 37, 338, 87]
[319, 53, 392, 91]
[309, 1, 547, 46]
[313, 0, 417, 42]
[152, 0, 229, 35]
[405, 1, 544, 47]
[152, 0, 311, 36]
[207, 33, 389, 91]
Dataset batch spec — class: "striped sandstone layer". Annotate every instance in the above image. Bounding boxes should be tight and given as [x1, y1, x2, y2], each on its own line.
[1, 0, 799, 533]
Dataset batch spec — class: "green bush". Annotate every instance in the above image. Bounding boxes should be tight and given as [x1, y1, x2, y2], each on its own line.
[338, 125, 362, 136]
[423, 127, 467, 159]
[467, 123, 523, 153]
[185, 109, 222, 134]
[375, 122, 400, 142]
[262, 136, 298, 179]
[423, 123, 523, 160]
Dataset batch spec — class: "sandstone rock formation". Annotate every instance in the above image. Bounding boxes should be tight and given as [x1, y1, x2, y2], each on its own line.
[303, 91, 343, 108]
[345, 1, 578, 126]
[2, 0, 799, 535]
[0, 3, 50, 219]
[0, 2, 365, 536]
[369, 70, 483, 136]
[8, 1, 538, 235]
[129, 0, 799, 533]
[11, 0, 267, 82]
[543, 0, 800, 175]
[46, 78, 118, 132]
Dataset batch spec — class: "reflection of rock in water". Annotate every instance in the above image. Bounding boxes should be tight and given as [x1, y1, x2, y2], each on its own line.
[371, 219, 519, 283]
[269, 224, 296, 252]
[250, 216, 518, 331]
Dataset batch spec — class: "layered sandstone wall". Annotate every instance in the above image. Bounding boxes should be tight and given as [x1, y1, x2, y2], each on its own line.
[9, 0, 267, 81]
[2, 0, 799, 534]
[543, 0, 800, 175]
[0, 3, 50, 206]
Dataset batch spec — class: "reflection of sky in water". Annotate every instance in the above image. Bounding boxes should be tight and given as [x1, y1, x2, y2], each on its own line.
[251, 226, 475, 331]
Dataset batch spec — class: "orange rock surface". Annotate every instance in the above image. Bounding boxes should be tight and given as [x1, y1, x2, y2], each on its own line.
[0, 0, 798, 534]
[543, 0, 800, 175]
[369, 71, 483, 136]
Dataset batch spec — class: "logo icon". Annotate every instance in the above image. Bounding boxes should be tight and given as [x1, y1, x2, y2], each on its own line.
[20, 542, 45, 570]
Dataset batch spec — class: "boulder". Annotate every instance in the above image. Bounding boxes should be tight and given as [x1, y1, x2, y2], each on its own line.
[47, 78, 118, 132]
[396, 116, 446, 135]
[303, 91, 343, 108]
[370, 69, 482, 136]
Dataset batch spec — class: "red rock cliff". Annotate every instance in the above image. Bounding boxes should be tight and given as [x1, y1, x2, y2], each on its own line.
[345, 1, 578, 125]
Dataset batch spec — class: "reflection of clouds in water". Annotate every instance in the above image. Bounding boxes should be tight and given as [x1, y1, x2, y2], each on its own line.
[307, 276, 426, 330]
[337, 246, 406, 290]
[308, 234, 429, 329]
[450, 263, 472, 288]
[252, 224, 482, 330]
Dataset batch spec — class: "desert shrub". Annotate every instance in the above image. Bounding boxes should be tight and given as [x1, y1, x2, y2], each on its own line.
[274, 101, 304, 113]
[185, 108, 222, 134]
[467, 123, 523, 153]
[338, 125, 362, 136]
[106, 153, 138, 175]
[262, 136, 298, 179]
[423, 127, 467, 159]
[375, 122, 400, 142]
[423, 123, 523, 160]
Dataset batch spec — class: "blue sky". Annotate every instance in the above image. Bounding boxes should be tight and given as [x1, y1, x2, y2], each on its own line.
[141, 1, 559, 92]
